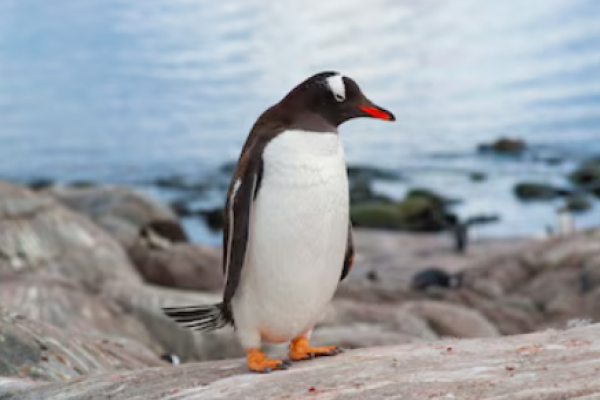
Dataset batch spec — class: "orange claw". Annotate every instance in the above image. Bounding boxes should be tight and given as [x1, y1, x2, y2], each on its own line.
[246, 348, 290, 373]
[288, 335, 344, 361]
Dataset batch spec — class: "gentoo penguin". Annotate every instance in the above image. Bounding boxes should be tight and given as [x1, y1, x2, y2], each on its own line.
[164, 71, 395, 373]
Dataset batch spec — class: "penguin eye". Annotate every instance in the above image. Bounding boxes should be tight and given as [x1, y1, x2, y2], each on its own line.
[334, 93, 345, 102]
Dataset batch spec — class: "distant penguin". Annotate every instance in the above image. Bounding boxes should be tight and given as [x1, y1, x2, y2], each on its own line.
[411, 267, 463, 291]
[556, 207, 575, 236]
[160, 353, 181, 365]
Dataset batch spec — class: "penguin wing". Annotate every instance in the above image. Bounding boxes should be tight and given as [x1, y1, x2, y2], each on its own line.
[340, 222, 354, 281]
[222, 145, 263, 307]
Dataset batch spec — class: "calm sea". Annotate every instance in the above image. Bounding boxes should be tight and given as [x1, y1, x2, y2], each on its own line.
[1, 0, 599, 244]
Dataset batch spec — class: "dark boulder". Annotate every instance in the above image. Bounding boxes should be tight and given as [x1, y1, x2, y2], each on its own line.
[513, 182, 569, 201]
[478, 137, 527, 154]
[569, 158, 600, 196]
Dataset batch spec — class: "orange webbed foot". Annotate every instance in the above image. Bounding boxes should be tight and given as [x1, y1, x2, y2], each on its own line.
[288, 335, 345, 361]
[246, 349, 291, 373]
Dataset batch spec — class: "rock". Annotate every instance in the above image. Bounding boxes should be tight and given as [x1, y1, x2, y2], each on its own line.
[103, 283, 241, 362]
[128, 242, 223, 291]
[0, 276, 160, 351]
[349, 180, 393, 205]
[350, 189, 457, 232]
[198, 207, 225, 231]
[395, 189, 458, 232]
[153, 175, 210, 193]
[0, 181, 141, 288]
[513, 182, 568, 201]
[45, 185, 184, 247]
[564, 194, 593, 212]
[347, 164, 401, 182]
[411, 268, 462, 291]
[400, 300, 500, 338]
[25, 177, 54, 190]
[346, 164, 400, 205]
[323, 300, 438, 341]
[0, 308, 163, 382]
[469, 171, 487, 182]
[9, 324, 600, 399]
[350, 203, 405, 230]
[310, 324, 421, 349]
[478, 136, 527, 154]
[569, 158, 600, 193]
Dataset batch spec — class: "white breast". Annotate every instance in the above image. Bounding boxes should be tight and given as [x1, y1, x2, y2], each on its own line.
[232, 130, 349, 346]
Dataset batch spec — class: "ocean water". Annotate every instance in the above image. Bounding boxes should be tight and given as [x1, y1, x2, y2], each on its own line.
[0, 0, 599, 244]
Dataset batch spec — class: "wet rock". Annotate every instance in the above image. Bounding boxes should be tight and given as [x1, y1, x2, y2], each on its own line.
[69, 180, 97, 188]
[11, 324, 600, 400]
[478, 136, 527, 154]
[198, 207, 225, 231]
[350, 189, 457, 232]
[25, 177, 54, 190]
[45, 185, 185, 247]
[513, 182, 568, 201]
[569, 158, 600, 196]
[347, 164, 401, 182]
[346, 164, 399, 205]
[153, 175, 210, 193]
[350, 203, 405, 230]
[469, 171, 487, 182]
[395, 189, 458, 232]
[411, 268, 462, 291]
[0, 308, 163, 382]
[128, 241, 223, 291]
[564, 194, 593, 212]
[169, 198, 195, 217]
[349, 180, 393, 205]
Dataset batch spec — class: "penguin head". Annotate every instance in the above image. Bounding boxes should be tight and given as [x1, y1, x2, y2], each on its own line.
[281, 71, 396, 127]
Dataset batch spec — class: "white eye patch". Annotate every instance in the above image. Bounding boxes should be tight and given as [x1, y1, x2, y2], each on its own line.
[326, 74, 346, 102]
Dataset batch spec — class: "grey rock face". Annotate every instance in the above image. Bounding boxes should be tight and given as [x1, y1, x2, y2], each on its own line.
[6, 324, 600, 400]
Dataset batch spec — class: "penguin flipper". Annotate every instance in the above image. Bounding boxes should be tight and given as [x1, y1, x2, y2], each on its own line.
[163, 148, 263, 330]
[340, 222, 354, 281]
[221, 149, 263, 310]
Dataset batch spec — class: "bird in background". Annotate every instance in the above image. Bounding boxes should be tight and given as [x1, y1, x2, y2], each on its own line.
[164, 71, 395, 373]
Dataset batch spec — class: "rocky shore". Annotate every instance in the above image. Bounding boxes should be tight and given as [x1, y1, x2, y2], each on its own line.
[1, 179, 600, 398]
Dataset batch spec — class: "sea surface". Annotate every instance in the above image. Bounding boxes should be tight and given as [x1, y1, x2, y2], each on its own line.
[1, 0, 600, 244]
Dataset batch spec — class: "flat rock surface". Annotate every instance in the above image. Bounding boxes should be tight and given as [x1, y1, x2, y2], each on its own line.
[0, 309, 164, 384]
[7, 323, 600, 400]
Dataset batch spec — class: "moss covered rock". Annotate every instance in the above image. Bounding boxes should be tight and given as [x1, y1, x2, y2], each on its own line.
[350, 203, 406, 230]
[569, 158, 600, 197]
[513, 182, 568, 201]
[350, 188, 457, 232]
[564, 194, 593, 213]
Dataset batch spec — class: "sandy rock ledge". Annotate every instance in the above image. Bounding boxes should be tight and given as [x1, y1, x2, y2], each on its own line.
[4, 323, 600, 400]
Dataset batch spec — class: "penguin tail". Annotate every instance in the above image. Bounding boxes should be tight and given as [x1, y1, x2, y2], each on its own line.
[163, 302, 232, 331]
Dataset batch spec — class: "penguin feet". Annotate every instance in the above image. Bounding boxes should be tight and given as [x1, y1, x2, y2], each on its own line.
[246, 348, 291, 373]
[288, 335, 344, 361]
